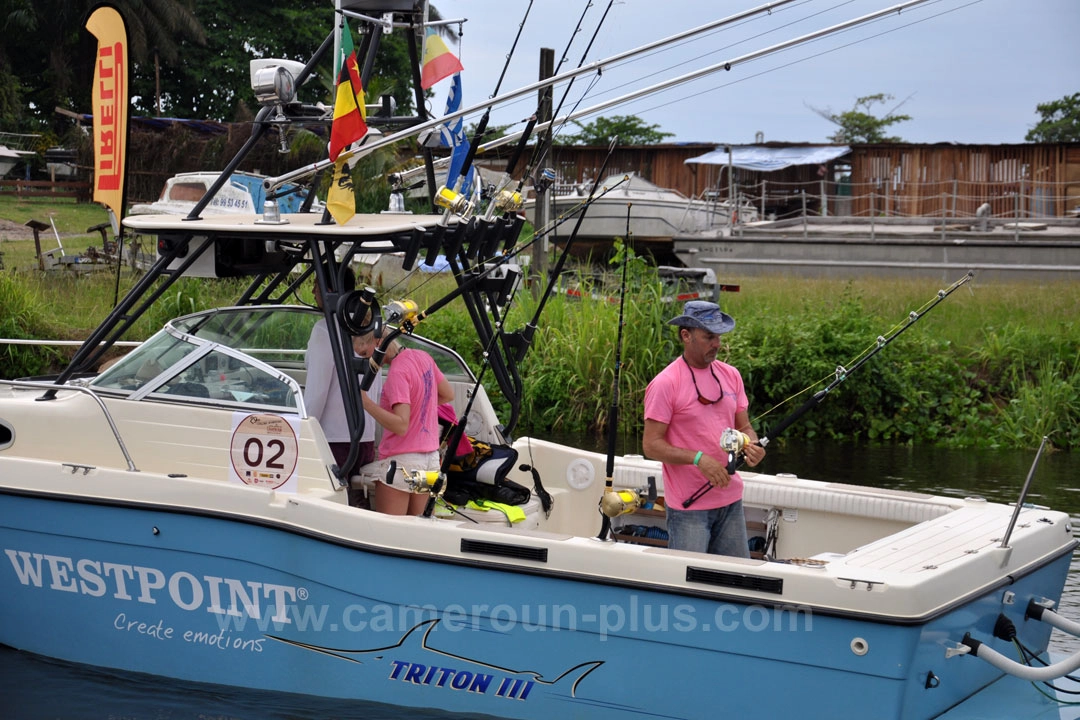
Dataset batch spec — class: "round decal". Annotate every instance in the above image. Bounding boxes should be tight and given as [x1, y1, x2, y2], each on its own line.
[230, 413, 298, 489]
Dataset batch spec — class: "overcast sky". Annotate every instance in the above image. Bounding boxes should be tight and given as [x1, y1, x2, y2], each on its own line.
[427, 0, 1078, 145]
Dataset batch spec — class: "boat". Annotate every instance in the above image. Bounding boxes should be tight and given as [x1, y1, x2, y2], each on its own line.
[0, 132, 40, 178]
[128, 170, 322, 217]
[528, 172, 759, 256]
[3, 2, 1080, 718]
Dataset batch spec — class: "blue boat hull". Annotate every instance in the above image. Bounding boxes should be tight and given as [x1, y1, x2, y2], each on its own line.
[0, 491, 1070, 719]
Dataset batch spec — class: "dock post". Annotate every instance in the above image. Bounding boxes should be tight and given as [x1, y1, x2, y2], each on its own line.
[801, 190, 807, 240]
[869, 192, 875, 241]
[941, 192, 946, 242]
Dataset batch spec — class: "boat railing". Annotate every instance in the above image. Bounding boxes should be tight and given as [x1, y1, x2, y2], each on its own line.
[0, 379, 139, 472]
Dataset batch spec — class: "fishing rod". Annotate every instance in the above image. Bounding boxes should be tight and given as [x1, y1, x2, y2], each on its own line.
[516, 141, 622, 364]
[264, 0, 800, 194]
[438, 0, 604, 224]
[506, 0, 615, 203]
[446, 0, 534, 197]
[301, 0, 933, 196]
[597, 206, 657, 538]
[526, 0, 616, 180]
[683, 270, 976, 509]
[432, 0, 535, 229]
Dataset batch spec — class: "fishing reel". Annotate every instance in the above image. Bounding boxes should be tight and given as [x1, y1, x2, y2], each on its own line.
[720, 428, 750, 453]
[720, 428, 753, 474]
[600, 476, 658, 518]
[400, 468, 443, 494]
[434, 185, 474, 219]
[383, 299, 419, 326]
[534, 168, 556, 193]
[492, 189, 524, 213]
[384, 460, 444, 496]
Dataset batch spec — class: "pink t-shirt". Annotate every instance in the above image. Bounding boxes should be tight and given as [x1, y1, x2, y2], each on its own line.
[377, 348, 446, 459]
[643, 357, 749, 510]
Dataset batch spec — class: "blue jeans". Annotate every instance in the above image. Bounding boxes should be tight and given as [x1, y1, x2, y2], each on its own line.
[666, 500, 749, 557]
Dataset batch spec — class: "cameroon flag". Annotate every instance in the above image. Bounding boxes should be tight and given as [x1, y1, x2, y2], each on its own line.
[329, 20, 368, 162]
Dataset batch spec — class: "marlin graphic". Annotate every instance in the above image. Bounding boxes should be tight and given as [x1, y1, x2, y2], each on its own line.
[268, 618, 603, 699]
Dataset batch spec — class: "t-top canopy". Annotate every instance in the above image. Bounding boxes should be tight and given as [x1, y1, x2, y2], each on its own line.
[685, 145, 851, 172]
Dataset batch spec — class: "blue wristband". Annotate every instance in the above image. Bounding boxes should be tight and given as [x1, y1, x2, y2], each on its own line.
[693, 451, 703, 466]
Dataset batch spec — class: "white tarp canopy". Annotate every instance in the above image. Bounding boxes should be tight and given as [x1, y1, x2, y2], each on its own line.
[685, 145, 851, 172]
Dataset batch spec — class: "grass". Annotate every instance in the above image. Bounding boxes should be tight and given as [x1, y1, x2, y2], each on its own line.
[0, 195, 110, 236]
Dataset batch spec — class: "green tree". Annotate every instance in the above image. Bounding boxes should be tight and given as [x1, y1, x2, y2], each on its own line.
[0, 0, 450, 129]
[557, 115, 674, 145]
[0, 0, 204, 132]
[1025, 92, 1080, 142]
[811, 93, 912, 144]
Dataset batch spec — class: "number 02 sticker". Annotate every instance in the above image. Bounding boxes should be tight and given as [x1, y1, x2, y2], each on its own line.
[229, 413, 300, 491]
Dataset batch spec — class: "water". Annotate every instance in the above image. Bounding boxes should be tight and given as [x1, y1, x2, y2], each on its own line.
[2, 442, 1078, 719]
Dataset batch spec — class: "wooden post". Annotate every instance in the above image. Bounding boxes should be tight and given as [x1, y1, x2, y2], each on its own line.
[801, 189, 807, 240]
[26, 219, 50, 272]
[941, 192, 946, 242]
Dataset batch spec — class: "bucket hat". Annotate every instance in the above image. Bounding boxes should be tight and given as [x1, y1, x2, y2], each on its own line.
[667, 300, 735, 335]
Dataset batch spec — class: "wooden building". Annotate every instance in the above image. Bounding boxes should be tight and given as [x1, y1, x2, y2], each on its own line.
[531, 141, 1080, 220]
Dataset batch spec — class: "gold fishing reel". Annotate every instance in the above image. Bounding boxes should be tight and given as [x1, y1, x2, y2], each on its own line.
[493, 189, 524, 213]
[600, 476, 659, 518]
[720, 428, 751, 453]
[401, 468, 442, 494]
[383, 299, 419, 325]
[434, 185, 474, 218]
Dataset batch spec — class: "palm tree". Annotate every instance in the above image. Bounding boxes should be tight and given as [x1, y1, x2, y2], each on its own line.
[1, 0, 205, 131]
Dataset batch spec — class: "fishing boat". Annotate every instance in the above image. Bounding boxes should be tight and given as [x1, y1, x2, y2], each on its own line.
[3, 2, 1080, 718]
[128, 170, 321, 217]
[528, 172, 759, 256]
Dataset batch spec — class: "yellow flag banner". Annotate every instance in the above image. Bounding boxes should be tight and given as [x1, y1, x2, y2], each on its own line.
[86, 5, 129, 220]
[326, 159, 356, 225]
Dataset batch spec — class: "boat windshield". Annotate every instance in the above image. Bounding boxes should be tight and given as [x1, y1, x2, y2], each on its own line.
[89, 306, 475, 410]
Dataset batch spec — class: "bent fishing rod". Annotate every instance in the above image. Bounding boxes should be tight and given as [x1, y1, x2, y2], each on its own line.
[683, 270, 976, 509]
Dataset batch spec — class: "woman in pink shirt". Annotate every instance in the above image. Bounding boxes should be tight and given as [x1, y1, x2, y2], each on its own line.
[356, 332, 454, 474]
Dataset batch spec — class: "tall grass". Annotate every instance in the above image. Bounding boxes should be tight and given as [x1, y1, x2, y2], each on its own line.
[2, 245, 1077, 450]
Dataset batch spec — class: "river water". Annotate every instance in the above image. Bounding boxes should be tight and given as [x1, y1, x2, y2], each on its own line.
[2, 441, 1078, 718]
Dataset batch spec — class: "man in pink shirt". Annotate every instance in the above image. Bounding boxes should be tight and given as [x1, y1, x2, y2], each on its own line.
[643, 301, 765, 556]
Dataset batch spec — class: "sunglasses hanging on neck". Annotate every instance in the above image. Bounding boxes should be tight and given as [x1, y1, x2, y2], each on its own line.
[682, 355, 723, 405]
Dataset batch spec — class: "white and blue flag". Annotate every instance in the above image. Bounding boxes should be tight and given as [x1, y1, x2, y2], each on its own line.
[441, 73, 475, 197]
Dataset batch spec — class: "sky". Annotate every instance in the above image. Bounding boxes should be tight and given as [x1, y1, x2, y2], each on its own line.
[426, 0, 1079, 145]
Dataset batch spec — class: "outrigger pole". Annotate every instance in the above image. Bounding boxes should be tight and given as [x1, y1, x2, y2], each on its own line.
[597, 204, 634, 541]
[264, 0, 802, 194]
[683, 271, 977, 509]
